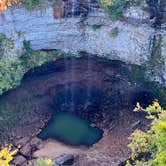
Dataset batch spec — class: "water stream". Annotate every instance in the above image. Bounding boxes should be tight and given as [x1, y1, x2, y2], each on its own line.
[71, 0, 77, 16]
[85, 54, 92, 108]
[64, 56, 69, 108]
[64, 56, 76, 112]
[70, 57, 76, 112]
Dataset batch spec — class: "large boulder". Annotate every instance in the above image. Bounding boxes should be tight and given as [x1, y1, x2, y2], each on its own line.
[54, 154, 74, 166]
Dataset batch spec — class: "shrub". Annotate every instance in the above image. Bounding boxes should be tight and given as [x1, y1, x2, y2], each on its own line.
[20, 40, 62, 69]
[0, 34, 62, 95]
[0, 61, 24, 94]
[127, 100, 166, 166]
[0, 145, 19, 166]
[0, 33, 14, 60]
[0, 33, 24, 94]
[33, 158, 56, 166]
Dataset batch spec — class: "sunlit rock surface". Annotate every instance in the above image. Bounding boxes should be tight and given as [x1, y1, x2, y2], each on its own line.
[0, 6, 154, 64]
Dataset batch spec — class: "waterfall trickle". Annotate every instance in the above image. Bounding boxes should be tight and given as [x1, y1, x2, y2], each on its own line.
[85, 54, 92, 109]
[64, 55, 69, 108]
[71, 0, 77, 17]
[87, 0, 91, 11]
[70, 57, 76, 112]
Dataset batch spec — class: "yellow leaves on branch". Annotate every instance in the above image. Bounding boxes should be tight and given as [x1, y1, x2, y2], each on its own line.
[133, 102, 142, 112]
[134, 100, 162, 113]
[0, 0, 8, 11]
[133, 100, 163, 119]
[0, 144, 19, 166]
[147, 100, 162, 112]
[0, 0, 20, 11]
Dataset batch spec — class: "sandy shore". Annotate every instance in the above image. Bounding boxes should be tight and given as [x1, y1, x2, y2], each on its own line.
[33, 139, 88, 159]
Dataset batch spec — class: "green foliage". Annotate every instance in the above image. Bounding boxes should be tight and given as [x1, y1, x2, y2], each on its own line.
[0, 34, 63, 140]
[0, 61, 24, 94]
[33, 158, 56, 166]
[109, 27, 119, 38]
[0, 34, 62, 95]
[127, 101, 166, 166]
[0, 33, 14, 60]
[99, 0, 142, 20]
[0, 33, 24, 94]
[129, 129, 151, 160]
[20, 0, 46, 9]
[20, 41, 62, 69]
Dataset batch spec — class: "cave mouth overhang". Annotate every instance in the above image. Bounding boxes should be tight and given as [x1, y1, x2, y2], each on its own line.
[21, 55, 154, 130]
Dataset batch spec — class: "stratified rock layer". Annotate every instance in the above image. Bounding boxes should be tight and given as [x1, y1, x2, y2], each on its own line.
[0, 6, 153, 63]
[0, 1, 165, 83]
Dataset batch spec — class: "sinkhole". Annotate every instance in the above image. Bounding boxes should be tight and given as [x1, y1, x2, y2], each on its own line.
[0, 55, 156, 148]
[27, 55, 151, 146]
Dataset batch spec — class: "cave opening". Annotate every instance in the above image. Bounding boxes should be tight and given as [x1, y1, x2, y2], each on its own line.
[0, 55, 152, 165]
[22, 55, 150, 148]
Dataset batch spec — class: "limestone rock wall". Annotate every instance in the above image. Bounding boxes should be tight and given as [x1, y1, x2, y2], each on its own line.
[0, 1, 165, 83]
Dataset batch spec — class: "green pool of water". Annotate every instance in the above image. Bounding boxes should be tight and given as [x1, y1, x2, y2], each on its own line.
[38, 112, 103, 146]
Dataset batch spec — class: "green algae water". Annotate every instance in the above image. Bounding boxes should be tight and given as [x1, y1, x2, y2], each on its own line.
[38, 112, 103, 146]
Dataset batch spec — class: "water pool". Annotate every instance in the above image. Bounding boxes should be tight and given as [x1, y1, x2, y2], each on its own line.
[38, 112, 103, 146]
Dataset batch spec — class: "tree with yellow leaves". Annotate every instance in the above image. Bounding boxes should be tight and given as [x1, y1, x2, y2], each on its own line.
[127, 100, 166, 166]
[0, 0, 45, 11]
[0, 145, 19, 166]
[0, 0, 16, 11]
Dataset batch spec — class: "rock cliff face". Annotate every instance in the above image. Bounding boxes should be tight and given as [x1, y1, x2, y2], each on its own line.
[0, 0, 165, 83]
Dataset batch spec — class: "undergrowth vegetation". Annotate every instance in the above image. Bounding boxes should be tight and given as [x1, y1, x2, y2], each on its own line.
[33, 158, 56, 166]
[0, 33, 62, 95]
[0, 145, 55, 166]
[127, 100, 166, 166]
[20, 0, 46, 9]
[99, 0, 142, 19]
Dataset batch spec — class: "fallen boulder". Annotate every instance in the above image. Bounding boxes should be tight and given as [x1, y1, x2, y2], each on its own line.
[54, 154, 74, 166]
